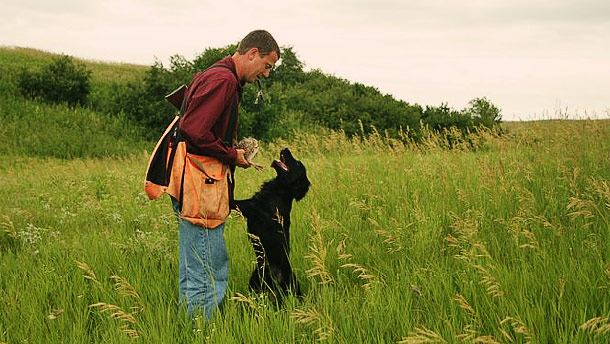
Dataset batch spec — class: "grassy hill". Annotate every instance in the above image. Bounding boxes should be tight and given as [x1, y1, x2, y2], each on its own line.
[0, 47, 151, 159]
[0, 46, 147, 84]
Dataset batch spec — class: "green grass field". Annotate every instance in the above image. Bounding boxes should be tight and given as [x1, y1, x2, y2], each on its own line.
[1, 119, 609, 343]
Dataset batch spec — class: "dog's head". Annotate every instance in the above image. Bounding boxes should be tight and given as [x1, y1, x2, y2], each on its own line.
[271, 148, 310, 201]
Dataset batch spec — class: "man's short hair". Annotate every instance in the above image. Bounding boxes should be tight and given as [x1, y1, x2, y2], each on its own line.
[237, 30, 280, 59]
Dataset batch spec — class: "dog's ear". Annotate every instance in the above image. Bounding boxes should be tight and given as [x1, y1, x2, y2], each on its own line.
[292, 179, 310, 201]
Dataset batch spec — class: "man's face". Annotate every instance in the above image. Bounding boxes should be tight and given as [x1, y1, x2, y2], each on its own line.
[244, 49, 278, 83]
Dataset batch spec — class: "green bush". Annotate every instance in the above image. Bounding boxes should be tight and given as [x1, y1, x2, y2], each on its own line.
[422, 103, 473, 131]
[18, 54, 91, 106]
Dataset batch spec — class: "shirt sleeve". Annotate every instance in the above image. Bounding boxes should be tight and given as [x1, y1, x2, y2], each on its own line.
[179, 75, 238, 164]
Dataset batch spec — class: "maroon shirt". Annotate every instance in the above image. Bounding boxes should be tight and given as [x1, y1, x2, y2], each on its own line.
[179, 56, 243, 165]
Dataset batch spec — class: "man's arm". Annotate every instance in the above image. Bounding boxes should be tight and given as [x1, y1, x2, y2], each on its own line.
[179, 75, 238, 164]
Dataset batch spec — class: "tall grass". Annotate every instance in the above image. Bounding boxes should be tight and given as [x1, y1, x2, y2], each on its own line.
[1, 119, 609, 343]
[0, 95, 148, 159]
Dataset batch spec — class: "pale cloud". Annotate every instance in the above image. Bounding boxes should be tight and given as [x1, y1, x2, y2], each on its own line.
[0, 0, 608, 120]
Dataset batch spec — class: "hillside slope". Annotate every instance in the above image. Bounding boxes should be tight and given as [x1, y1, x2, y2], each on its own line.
[0, 46, 151, 159]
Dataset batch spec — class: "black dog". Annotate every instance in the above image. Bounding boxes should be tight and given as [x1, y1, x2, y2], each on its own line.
[234, 148, 310, 298]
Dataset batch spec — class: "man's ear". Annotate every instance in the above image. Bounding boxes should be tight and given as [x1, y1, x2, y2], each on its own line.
[247, 47, 259, 60]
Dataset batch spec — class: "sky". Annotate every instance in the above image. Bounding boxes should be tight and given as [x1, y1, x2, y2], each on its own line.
[1, 0, 608, 121]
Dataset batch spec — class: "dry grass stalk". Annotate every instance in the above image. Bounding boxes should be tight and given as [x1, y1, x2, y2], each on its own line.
[456, 325, 476, 341]
[503, 188, 542, 250]
[76, 261, 101, 285]
[0, 215, 17, 239]
[121, 325, 141, 339]
[567, 197, 596, 219]
[292, 307, 322, 324]
[568, 167, 582, 196]
[449, 211, 480, 240]
[335, 233, 382, 290]
[247, 233, 267, 264]
[517, 230, 539, 250]
[499, 328, 514, 342]
[580, 316, 610, 337]
[557, 277, 566, 300]
[453, 294, 474, 316]
[291, 307, 335, 342]
[89, 302, 141, 338]
[86, 274, 142, 338]
[506, 216, 541, 251]
[471, 335, 502, 344]
[410, 284, 422, 297]
[47, 308, 64, 320]
[229, 292, 258, 310]
[473, 265, 504, 298]
[501, 316, 535, 344]
[340, 262, 379, 290]
[110, 275, 140, 302]
[531, 215, 558, 232]
[229, 292, 268, 318]
[272, 207, 284, 227]
[588, 177, 610, 210]
[453, 295, 503, 342]
[370, 217, 406, 253]
[447, 212, 504, 298]
[397, 327, 447, 344]
[348, 199, 370, 210]
[472, 243, 493, 260]
[335, 236, 353, 261]
[305, 213, 334, 285]
[88, 302, 134, 323]
[445, 233, 459, 248]
[305, 231, 334, 284]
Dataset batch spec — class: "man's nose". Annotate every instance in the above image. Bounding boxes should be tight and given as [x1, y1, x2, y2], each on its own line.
[262, 69, 270, 78]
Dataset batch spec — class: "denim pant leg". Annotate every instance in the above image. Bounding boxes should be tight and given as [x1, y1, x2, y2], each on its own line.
[171, 198, 229, 320]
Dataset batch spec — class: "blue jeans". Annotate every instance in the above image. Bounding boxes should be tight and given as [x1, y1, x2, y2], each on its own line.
[171, 197, 229, 320]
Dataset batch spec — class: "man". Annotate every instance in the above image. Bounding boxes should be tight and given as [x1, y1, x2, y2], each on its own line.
[172, 30, 280, 321]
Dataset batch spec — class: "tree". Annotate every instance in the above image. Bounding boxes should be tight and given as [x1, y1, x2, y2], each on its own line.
[192, 45, 236, 72]
[269, 46, 305, 86]
[465, 97, 502, 128]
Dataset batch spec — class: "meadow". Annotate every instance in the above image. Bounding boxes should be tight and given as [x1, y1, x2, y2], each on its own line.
[1, 118, 609, 343]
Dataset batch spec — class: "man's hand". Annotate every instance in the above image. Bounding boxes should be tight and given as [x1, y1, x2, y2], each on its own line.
[235, 149, 252, 169]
